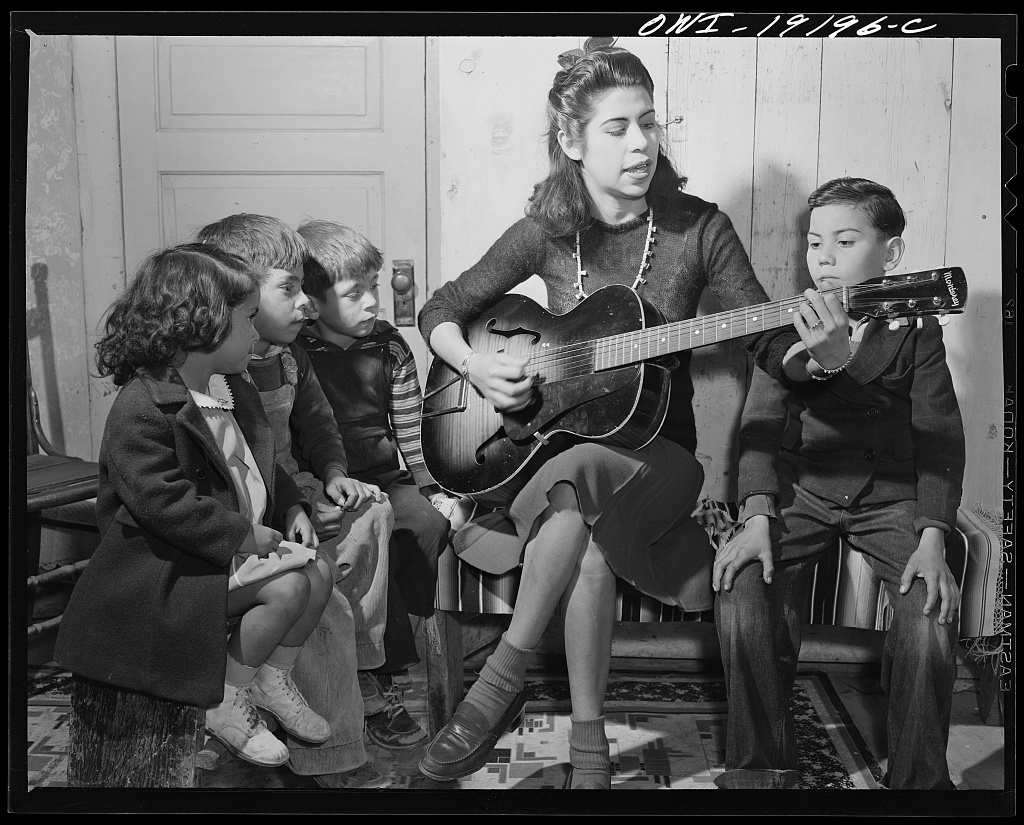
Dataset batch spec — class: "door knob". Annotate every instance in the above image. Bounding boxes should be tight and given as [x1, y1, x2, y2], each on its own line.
[392, 260, 416, 326]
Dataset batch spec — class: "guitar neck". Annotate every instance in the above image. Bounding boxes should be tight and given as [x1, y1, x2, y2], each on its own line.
[519, 268, 964, 381]
[591, 292, 820, 371]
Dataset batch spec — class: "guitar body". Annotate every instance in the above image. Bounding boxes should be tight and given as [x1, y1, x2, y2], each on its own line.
[421, 285, 671, 506]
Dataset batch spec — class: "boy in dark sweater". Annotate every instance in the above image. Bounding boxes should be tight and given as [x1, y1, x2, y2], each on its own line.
[296, 219, 450, 750]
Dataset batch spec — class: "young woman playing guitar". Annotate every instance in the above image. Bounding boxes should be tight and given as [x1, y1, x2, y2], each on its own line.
[416, 39, 851, 789]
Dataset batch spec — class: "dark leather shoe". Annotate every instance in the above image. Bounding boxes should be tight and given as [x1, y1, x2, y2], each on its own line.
[418, 691, 526, 781]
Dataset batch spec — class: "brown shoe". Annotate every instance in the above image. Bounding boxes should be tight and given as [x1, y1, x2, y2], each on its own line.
[312, 762, 393, 790]
[365, 673, 429, 749]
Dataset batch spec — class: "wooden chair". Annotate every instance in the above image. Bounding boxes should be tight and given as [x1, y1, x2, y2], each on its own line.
[422, 500, 1004, 737]
[26, 352, 100, 635]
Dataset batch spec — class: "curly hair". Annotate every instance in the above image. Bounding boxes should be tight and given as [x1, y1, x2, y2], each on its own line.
[808, 177, 907, 238]
[95, 244, 260, 386]
[194, 213, 307, 278]
[526, 44, 687, 237]
[297, 219, 383, 302]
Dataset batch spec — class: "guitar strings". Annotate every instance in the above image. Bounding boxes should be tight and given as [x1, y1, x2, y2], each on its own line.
[509, 281, 950, 382]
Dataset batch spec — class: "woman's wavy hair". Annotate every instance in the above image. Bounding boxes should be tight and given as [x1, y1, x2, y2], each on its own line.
[95, 243, 260, 386]
[526, 39, 687, 237]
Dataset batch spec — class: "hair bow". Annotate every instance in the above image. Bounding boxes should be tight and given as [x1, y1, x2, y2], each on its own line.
[557, 36, 618, 71]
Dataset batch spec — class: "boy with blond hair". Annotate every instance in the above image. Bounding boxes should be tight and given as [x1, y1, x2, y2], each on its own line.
[196, 213, 394, 789]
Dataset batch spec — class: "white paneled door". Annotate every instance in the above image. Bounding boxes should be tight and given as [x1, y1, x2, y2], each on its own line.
[116, 35, 429, 376]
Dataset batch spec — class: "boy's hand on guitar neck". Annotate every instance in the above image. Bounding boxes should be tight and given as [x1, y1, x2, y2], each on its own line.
[464, 351, 537, 413]
[793, 288, 853, 371]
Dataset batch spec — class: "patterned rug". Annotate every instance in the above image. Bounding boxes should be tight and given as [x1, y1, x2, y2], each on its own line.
[26, 665, 881, 792]
[396, 672, 882, 790]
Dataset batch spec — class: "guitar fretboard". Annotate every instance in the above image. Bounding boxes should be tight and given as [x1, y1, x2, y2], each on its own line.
[592, 293, 819, 371]
[526, 290, 843, 382]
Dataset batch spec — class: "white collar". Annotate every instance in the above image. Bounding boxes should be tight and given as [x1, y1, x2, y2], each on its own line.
[249, 344, 285, 362]
[190, 373, 235, 410]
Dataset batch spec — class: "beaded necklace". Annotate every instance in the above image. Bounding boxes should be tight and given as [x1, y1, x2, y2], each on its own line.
[572, 207, 656, 301]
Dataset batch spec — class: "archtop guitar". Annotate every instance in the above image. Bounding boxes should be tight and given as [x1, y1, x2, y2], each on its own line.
[421, 267, 968, 507]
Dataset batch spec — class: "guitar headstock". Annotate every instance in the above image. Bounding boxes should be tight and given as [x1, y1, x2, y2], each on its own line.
[845, 267, 967, 322]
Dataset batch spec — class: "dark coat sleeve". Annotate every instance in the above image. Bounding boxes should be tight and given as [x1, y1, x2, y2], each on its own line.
[907, 320, 966, 531]
[736, 365, 791, 506]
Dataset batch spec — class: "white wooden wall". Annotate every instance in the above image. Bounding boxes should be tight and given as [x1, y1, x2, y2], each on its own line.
[432, 36, 1004, 510]
[28, 34, 1005, 516]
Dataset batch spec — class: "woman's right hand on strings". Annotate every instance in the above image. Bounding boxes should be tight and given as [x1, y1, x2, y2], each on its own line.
[465, 351, 537, 412]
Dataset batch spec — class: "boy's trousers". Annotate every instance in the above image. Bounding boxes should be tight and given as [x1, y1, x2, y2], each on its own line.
[714, 479, 958, 790]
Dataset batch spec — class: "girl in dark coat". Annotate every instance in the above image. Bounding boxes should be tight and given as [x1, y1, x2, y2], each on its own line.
[55, 244, 335, 770]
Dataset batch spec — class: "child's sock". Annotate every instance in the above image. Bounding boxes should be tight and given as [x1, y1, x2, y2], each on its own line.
[568, 715, 611, 789]
[462, 633, 530, 727]
[263, 644, 302, 671]
[224, 653, 260, 688]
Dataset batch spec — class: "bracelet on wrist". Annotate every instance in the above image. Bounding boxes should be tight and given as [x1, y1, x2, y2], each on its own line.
[810, 348, 854, 380]
[459, 351, 475, 378]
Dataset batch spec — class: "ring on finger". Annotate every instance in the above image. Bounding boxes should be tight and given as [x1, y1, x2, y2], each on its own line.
[810, 320, 824, 330]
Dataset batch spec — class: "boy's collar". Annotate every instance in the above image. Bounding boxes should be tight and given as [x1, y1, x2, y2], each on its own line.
[250, 343, 286, 361]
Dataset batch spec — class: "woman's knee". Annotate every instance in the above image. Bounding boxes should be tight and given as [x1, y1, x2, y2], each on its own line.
[547, 480, 582, 513]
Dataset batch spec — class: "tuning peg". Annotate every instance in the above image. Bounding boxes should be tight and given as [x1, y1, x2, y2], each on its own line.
[888, 320, 901, 331]
[938, 314, 950, 326]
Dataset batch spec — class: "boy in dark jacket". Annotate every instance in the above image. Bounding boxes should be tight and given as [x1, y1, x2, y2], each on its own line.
[712, 178, 965, 790]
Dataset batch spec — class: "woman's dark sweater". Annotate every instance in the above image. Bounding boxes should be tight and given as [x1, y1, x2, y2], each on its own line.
[418, 193, 798, 453]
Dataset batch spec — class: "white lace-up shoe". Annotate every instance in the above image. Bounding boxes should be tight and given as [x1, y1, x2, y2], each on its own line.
[205, 683, 290, 767]
[249, 664, 332, 744]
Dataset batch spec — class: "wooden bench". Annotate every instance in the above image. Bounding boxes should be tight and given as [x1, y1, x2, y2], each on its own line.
[422, 500, 1004, 737]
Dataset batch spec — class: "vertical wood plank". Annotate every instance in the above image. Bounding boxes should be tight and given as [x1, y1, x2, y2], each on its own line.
[435, 37, 576, 303]
[667, 38, 757, 501]
[818, 38, 953, 275]
[72, 35, 126, 461]
[944, 38, 1004, 511]
[750, 39, 823, 301]
[423, 610, 464, 736]
[26, 33, 92, 460]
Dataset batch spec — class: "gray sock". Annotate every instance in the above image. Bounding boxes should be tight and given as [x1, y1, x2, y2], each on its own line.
[569, 715, 610, 788]
[462, 633, 529, 727]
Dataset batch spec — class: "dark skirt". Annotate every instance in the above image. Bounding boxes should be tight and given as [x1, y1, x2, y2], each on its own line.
[501, 436, 714, 611]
